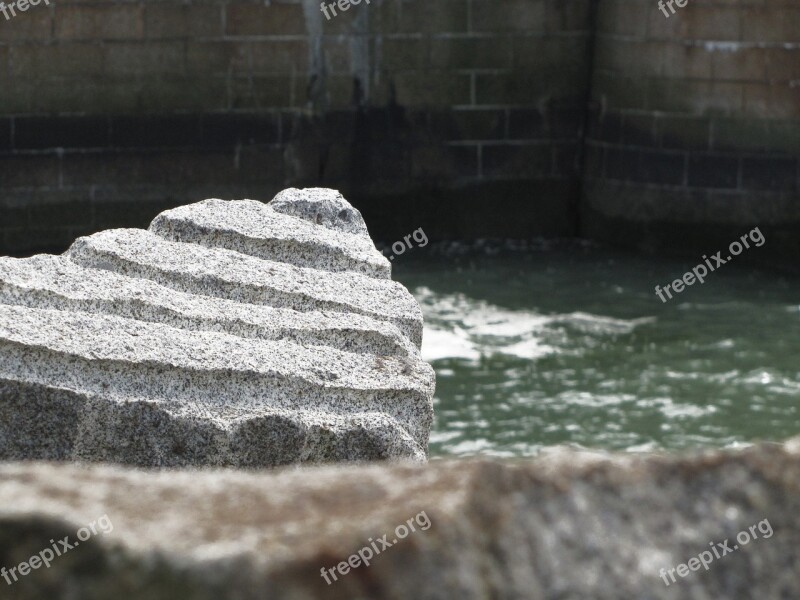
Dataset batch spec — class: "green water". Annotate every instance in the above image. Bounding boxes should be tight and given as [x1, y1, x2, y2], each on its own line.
[391, 241, 800, 458]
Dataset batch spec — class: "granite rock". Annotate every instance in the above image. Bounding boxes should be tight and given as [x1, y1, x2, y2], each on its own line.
[150, 198, 391, 279]
[1, 440, 799, 598]
[0, 254, 415, 357]
[0, 190, 434, 466]
[269, 187, 370, 236]
[66, 228, 422, 345]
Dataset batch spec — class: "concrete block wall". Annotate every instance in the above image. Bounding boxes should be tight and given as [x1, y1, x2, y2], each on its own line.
[584, 0, 800, 260]
[2, 0, 798, 259]
[0, 0, 593, 255]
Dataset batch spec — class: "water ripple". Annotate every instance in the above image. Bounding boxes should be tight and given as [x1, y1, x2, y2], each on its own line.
[393, 248, 800, 458]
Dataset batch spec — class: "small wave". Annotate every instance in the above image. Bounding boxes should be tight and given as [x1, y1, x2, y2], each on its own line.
[417, 288, 655, 363]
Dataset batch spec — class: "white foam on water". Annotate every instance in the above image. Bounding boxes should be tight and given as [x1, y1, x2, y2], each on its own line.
[416, 287, 654, 363]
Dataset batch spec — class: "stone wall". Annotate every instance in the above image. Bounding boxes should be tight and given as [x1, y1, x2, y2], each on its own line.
[1, 0, 798, 259]
[0, 0, 592, 255]
[584, 0, 800, 261]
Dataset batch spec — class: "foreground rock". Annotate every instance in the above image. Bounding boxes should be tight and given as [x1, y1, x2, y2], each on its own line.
[1, 441, 798, 599]
[0, 188, 434, 466]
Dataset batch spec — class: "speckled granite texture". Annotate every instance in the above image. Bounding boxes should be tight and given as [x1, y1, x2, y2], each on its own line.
[1, 441, 799, 599]
[0, 188, 435, 466]
[150, 198, 391, 278]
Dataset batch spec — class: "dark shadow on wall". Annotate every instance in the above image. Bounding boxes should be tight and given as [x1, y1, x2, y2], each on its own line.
[0, 97, 587, 257]
[1, 0, 799, 265]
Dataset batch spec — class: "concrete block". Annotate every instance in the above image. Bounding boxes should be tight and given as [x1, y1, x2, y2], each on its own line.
[145, 4, 223, 39]
[10, 43, 106, 78]
[226, 3, 306, 36]
[237, 40, 309, 74]
[471, 0, 545, 33]
[545, 0, 592, 33]
[186, 41, 238, 76]
[508, 108, 545, 140]
[230, 76, 294, 109]
[742, 156, 797, 191]
[742, 7, 800, 43]
[0, 155, 60, 189]
[688, 153, 739, 189]
[56, 4, 144, 40]
[411, 143, 478, 180]
[430, 108, 506, 140]
[657, 115, 711, 150]
[514, 36, 588, 70]
[393, 70, 471, 107]
[638, 148, 686, 185]
[14, 116, 110, 150]
[0, 5, 51, 42]
[482, 143, 551, 178]
[105, 42, 185, 75]
[380, 37, 429, 70]
[395, 0, 467, 33]
[711, 46, 767, 81]
[596, 0, 647, 37]
[476, 69, 586, 105]
[110, 115, 203, 148]
[430, 37, 512, 69]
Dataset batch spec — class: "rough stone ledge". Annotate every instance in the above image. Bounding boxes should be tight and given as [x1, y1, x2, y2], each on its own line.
[0, 254, 415, 357]
[0, 190, 434, 466]
[150, 198, 391, 279]
[66, 228, 423, 347]
[1, 440, 799, 599]
[0, 304, 434, 465]
[0, 380, 427, 467]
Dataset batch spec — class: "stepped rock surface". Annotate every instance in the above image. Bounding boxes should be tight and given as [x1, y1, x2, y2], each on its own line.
[0, 188, 435, 466]
[1, 441, 799, 599]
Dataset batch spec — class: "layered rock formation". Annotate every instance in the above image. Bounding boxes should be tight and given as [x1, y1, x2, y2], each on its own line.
[1, 441, 798, 599]
[0, 189, 435, 467]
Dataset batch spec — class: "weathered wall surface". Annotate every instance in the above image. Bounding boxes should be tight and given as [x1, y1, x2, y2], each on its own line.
[1, 0, 798, 259]
[584, 0, 800, 261]
[0, 0, 591, 255]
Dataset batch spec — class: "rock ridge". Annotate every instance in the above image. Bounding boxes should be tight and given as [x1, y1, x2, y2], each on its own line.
[0, 188, 434, 467]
